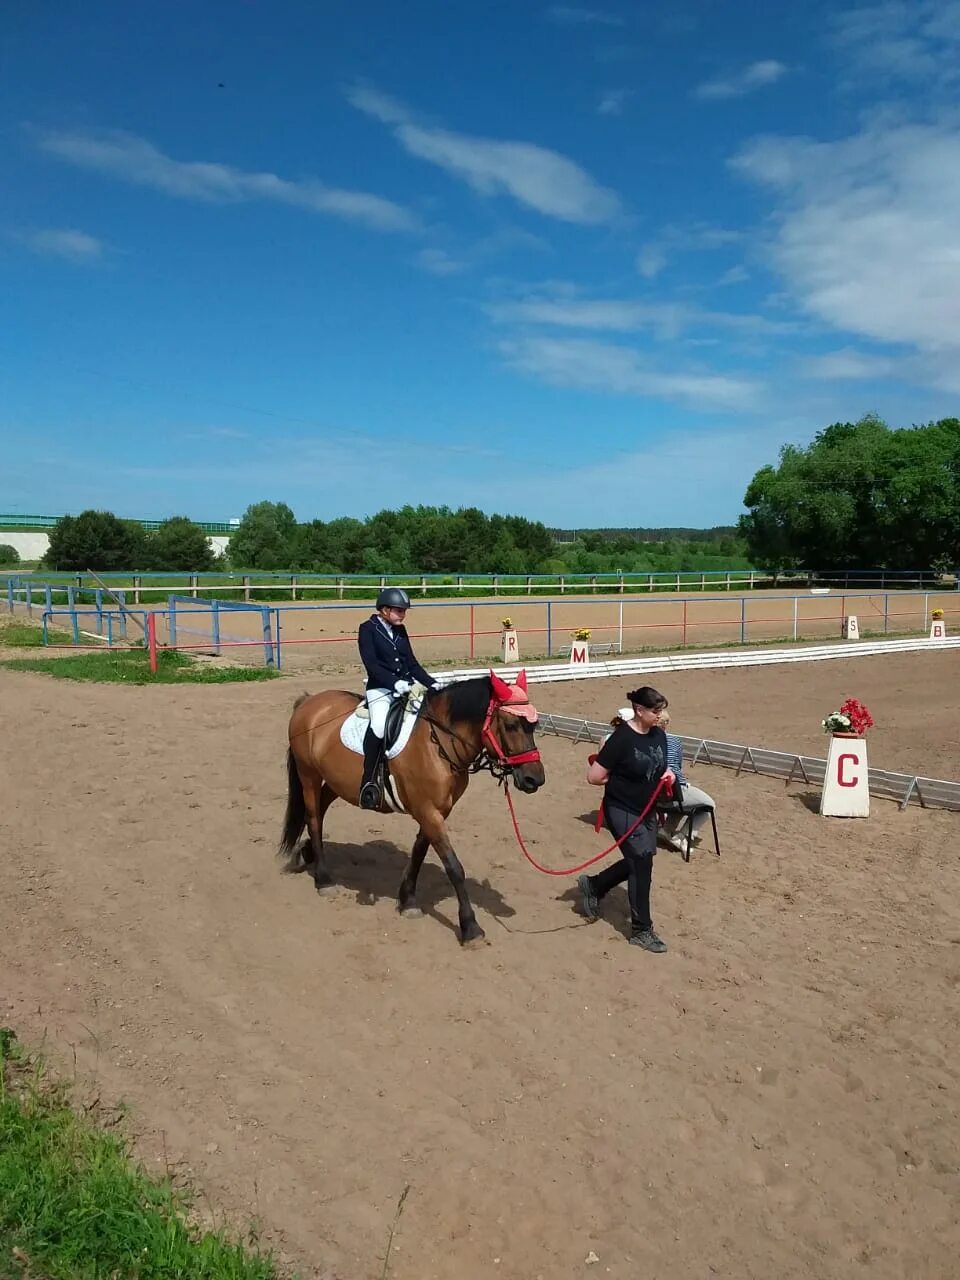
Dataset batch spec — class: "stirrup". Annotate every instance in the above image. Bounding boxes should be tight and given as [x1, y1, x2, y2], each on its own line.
[359, 780, 382, 810]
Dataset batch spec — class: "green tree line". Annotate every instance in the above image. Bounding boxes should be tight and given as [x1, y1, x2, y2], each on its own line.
[37, 504, 748, 574]
[43, 513, 219, 572]
[202, 502, 746, 573]
[740, 414, 960, 572]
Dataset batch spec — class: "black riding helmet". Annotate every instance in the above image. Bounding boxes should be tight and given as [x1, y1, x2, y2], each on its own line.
[376, 587, 412, 611]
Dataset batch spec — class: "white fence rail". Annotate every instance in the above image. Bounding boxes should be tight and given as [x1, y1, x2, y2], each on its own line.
[437, 634, 960, 685]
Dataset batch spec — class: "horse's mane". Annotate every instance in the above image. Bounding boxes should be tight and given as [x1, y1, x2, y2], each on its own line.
[428, 676, 492, 724]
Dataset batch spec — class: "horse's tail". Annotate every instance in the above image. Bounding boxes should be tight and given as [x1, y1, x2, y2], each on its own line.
[278, 746, 307, 868]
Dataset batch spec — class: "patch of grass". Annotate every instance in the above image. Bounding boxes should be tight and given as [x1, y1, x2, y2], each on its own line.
[0, 621, 75, 647]
[0, 649, 279, 685]
[0, 1028, 281, 1280]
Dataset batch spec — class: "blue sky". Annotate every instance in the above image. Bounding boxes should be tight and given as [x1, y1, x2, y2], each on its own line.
[3, 0, 959, 527]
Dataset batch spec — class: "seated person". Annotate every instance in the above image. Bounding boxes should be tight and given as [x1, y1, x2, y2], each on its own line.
[658, 709, 716, 855]
[357, 587, 439, 810]
[601, 707, 632, 744]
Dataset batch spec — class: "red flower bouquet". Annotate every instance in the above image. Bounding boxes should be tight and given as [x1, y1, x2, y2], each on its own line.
[822, 698, 875, 736]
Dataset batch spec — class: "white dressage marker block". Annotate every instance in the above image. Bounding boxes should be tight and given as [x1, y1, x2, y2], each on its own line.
[820, 735, 870, 818]
[501, 628, 520, 662]
[843, 615, 860, 640]
[569, 640, 590, 665]
[930, 620, 947, 640]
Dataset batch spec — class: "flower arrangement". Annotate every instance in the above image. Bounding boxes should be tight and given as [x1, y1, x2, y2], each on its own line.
[822, 697, 875, 736]
[500, 617, 513, 629]
[932, 608, 944, 620]
[572, 627, 592, 641]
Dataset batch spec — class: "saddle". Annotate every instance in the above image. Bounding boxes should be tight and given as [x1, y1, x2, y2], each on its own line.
[349, 682, 429, 749]
[384, 693, 411, 754]
[342, 683, 431, 812]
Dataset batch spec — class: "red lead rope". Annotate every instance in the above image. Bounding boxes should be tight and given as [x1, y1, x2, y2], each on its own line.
[503, 774, 673, 877]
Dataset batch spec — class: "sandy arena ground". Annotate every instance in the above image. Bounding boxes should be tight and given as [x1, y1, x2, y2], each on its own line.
[1, 651, 959, 1279]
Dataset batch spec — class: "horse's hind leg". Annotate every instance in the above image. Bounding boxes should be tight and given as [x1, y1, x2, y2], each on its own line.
[304, 780, 338, 894]
[397, 828, 430, 919]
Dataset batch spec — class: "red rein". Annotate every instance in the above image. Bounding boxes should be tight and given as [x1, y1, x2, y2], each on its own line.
[504, 773, 672, 877]
[482, 669, 670, 876]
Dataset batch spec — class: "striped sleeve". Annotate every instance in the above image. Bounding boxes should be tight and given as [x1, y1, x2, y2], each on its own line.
[665, 732, 686, 783]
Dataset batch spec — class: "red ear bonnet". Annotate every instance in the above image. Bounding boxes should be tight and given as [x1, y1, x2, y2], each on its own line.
[489, 670, 513, 703]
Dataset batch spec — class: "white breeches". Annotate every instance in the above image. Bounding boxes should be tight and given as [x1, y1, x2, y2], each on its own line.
[662, 783, 716, 836]
[365, 688, 394, 738]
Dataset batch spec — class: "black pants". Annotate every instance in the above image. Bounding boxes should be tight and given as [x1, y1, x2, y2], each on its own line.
[589, 804, 656, 931]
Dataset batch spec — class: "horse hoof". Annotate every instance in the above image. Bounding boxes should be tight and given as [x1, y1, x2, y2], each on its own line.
[399, 906, 423, 919]
[460, 929, 487, 949]
[314, 882, 338, 896]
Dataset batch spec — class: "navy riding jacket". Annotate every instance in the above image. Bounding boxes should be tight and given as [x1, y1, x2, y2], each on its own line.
[358, 615, 436, 690]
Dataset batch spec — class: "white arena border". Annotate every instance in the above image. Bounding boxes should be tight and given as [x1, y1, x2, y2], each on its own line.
[532, 714, 960, 812]
[434, 634, 960, 811]
[436, 633, 960, 687]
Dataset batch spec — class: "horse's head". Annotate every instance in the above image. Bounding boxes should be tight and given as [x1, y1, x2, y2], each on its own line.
[487, 670, 545, 794]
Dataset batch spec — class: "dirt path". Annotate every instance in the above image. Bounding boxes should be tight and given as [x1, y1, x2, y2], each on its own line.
[1, 662, 959, 1279]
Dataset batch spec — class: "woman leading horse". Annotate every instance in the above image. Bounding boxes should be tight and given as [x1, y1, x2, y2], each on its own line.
[280, 671, 545, 946]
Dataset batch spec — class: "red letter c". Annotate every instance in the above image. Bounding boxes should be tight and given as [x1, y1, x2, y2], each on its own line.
[838, 753, 858, 788]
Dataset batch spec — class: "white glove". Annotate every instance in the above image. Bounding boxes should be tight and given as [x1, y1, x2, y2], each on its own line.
[394, 679, 412, 695]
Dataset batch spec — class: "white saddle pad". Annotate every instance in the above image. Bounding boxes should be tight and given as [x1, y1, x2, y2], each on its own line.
[339, 687, 427, 760]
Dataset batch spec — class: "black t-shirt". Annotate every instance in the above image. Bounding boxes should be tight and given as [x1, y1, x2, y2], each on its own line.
[596, 723, 668, 814]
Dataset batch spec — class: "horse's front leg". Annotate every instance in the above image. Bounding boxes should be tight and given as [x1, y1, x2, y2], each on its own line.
[428, 822, 485, 947]
[397, 828, 430, 918]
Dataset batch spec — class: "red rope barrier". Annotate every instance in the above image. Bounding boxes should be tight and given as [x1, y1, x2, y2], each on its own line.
[503, 774, 673, 877]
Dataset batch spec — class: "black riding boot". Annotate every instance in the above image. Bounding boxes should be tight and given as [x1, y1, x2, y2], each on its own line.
[359, 726, 383, 810]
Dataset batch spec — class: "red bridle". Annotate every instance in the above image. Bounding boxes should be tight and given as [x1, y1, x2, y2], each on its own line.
[481, 669, 542, 768]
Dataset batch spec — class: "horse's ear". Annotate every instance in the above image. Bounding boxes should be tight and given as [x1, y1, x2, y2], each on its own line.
[516, 669, 528, 693]
[489, 670, 512, 703]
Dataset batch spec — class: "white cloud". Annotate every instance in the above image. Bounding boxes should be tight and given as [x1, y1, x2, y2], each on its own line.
[800, 349, 901, 380]
[416, 247, 468, 275]
[345, 86, 410, 126]
[412, 226, 550, 277]
[546, 6, 624, 26]
[694, 60, 787, 101]
[498, 334, 761, 411]
[635, 223, 743, 277]
[493, 297, 666, 332]
[14, 227, 105, 262]
[489, 292, 798, 338]
[717, 264, 750, 286]
[34, 127, 418, 232]
[636, 244, 668, 278]
[473, 427, 781, 525]
[474, 226, 552, 258]
[830, 2, 960, 83]
[181, 426, 252, 442]
[731, 120, 960, 362]
[348, 86, 622, 224]
[597, 89, 632, 116]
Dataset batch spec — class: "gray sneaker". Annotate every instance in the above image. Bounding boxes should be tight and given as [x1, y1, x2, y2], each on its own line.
[629, 927, 667, 953]
[577, 874, 600, 921]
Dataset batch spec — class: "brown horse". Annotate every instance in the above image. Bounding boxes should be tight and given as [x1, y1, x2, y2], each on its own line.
[279, 670, 545, 945]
